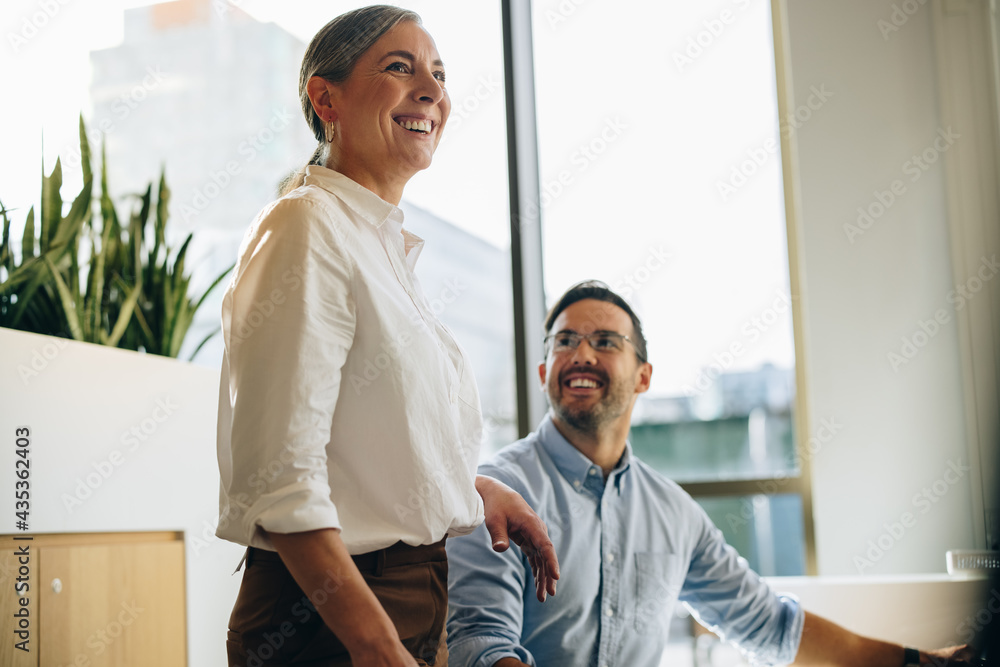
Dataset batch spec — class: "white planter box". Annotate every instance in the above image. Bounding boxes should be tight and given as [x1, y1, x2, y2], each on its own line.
[0, 327, 242, 667]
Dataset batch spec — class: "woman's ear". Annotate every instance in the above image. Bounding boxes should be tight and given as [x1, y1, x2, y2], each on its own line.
[305, 76, 337, 124]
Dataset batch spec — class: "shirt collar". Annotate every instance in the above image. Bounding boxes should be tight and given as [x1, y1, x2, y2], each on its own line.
[537, 414, 632, 496]
[401, 228, 425, 268]
[303, 165, 424, 267]
[303, 165, 402, 230]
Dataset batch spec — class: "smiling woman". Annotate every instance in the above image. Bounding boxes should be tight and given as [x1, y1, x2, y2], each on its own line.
[304, 21, 451, 204]
[214, 5, 558, 666]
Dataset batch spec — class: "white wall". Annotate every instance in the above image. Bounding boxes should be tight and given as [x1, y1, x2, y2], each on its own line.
[767, 574, 989, 648]
[785, 0, 980, 574]
[0, 328, 243, 667]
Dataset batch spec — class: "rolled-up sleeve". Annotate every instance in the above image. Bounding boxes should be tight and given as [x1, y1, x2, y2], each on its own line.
[446, 472, 537, 667]
[680, 499, 804, 666]
[218, 197, 356, 549]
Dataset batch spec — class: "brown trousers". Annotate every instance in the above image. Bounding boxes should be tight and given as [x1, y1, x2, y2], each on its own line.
[226, 540, 449, 666]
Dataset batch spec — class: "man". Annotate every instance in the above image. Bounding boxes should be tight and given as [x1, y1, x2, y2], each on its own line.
[446, 281, 975, 667]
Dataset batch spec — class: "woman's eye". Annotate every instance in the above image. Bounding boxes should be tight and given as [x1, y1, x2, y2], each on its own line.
[434, 71, 447, 83]
[386, 62, 409, 73]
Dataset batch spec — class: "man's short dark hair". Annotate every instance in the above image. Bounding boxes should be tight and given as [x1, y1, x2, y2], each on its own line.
[543, 280, 648, 362]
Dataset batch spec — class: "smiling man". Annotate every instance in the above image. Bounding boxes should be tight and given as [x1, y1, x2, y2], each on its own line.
[445, 280, 974, 667]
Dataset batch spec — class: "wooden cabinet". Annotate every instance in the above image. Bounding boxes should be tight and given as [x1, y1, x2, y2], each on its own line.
[0, 532, 186, 667]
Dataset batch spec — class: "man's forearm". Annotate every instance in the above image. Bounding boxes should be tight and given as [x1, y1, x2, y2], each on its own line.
[793, 612, 904, 666]
[267, 528, 411, 662]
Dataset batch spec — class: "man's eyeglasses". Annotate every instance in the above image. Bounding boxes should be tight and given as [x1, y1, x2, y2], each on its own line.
[543, 331, 644, 360]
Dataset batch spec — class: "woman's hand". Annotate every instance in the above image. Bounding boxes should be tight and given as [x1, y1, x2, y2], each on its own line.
[475, 474, 560, 602]
[348, 638, 420, 667]
[268, 529, 419, 667]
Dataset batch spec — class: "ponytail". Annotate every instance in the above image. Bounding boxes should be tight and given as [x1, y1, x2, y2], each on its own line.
[278, 143, 326, 197]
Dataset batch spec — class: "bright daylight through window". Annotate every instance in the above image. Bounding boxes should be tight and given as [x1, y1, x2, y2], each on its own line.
[532, 0, 807, 576]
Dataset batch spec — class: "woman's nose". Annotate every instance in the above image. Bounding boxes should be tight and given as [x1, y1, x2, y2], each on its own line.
[412, 69, 445, 104]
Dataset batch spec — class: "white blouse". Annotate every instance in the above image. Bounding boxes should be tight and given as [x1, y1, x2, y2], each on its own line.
[215, 165, 485, 554]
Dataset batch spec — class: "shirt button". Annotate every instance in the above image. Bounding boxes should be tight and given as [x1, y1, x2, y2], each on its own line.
[588, 468, 598, 476]
[605, 607, 614, 617]
[573, 480, 582, 489]
[606, 553, 615, 563]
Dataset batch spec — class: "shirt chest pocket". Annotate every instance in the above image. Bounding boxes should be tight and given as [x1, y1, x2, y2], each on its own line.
[633, 551, 685, 634]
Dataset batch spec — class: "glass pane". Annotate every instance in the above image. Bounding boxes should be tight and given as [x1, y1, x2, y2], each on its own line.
[696, 494, 806, 576]
[631, 404, 796, 483]
[0, 0, 517, 452]
[532, 1, 799, 481]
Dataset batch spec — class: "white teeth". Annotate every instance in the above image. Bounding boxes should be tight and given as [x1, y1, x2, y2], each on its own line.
[568, 378, 598, 388]
[397, 119, 431, 133]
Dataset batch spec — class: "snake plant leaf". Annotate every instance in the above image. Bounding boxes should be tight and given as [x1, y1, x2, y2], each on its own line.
[129, 186, 151, 284]
[191, 262, 234, 314]
[152, 169, 169, 264]
[187, 327, 221, 362]
[0, 204, 10, 277]
[169, 302, 193, 357]
[6, 199, 92, 295]
[99, 155, 122, 272]
[21, 207, 35, 261]
[181, 262, 233, 358]
[1, 250, 45, 292]
[83, 230, 105, 341]
[21, 284, 61, 335]
[47, 181, 91, 257]
[173, 234, 192, 286]
[57, 178, 93, 249]
[107, 273, 142, 348]
[69, 235, 82, 332]
[165, 235, 194, 353]
[40, 157, 63, 253]
[87, 206, 116, 340]
[78, 114, 92, 187]
[4, 246, 67, 324]
[42, 255, 82, 341]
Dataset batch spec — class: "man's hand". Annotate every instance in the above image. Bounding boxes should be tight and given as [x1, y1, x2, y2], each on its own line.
[922, 644, 977, 665]
[476, 474, 560, 602]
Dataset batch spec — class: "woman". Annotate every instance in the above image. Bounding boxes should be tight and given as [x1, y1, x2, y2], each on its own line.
[215, 6, 558, 666]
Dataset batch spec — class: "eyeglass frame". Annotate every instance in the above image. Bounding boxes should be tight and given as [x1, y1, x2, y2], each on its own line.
[542, 330, 647, 362]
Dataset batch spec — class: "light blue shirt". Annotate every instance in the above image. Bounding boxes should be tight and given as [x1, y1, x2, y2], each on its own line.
[446, 415, 804, 667]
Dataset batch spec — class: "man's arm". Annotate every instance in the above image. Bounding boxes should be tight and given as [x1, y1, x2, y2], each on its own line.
[447, 471, 540, 667]
[793, 612, 975, 666]
[269, 528, 418, 667]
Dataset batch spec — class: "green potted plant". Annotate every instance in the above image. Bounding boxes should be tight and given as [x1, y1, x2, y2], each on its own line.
[0, 117, 232, 359]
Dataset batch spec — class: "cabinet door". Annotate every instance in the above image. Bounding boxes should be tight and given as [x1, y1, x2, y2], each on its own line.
[0, 542, 37, 667]
[38, 541, 186, 667]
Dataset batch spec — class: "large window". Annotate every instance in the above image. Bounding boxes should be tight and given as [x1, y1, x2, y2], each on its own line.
[0, 0, 808, 566]
[0, 0, 518, 451]
[531, 0, 809, 577]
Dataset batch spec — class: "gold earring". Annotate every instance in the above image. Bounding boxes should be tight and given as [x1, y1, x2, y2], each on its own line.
[324, 119, 335, 143]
